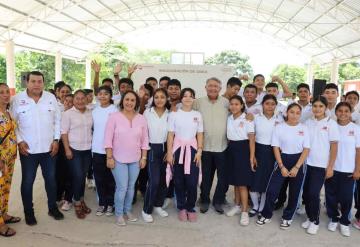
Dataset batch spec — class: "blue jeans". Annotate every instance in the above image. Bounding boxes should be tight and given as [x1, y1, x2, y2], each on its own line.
[67, 149, 92, 202]
[112, 161, 140, 216]
[20, 152, 57, 214]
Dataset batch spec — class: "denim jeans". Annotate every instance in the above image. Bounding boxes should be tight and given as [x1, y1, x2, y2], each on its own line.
[20, 152, 57, 214]
[112, 161, 140, 216]
[67, 149, 92, 202]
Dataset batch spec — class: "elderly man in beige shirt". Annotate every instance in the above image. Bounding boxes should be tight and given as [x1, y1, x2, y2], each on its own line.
[193, 77, 229, 214]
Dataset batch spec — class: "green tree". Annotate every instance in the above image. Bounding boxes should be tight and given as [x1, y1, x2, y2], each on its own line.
[62, 58, 86, 90]
[271, 64, 306, 92]
[0, 54, 6, 83]
[205, 50, 253, 76]
[339, 62, 360, 82]
[130, 49, 172, 64]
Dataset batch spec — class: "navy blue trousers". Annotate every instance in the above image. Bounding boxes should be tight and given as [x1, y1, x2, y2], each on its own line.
[261, 153, 306, 220]
[143, 143, 167, 214]
[303, 165, 325, 224]
[173, 147, 199, 212]
[325, 171, 355, 226]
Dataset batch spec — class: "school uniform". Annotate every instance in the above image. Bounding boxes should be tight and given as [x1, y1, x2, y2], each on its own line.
[245, 102, 262, 115]
[168, 109, 203, 212]
[227, 113, 255, 186]
[325, 122, 360, 226]
[303, 117, 340, 224]
[352, 111, 360, 125]
[143, 107, 169, 214]
[251, 114, 283, 193]
[261, 122, 310, 221]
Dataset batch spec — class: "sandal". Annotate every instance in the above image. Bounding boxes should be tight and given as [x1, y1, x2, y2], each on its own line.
[0, 225, 16, 237]
[74, 204, 86, 219]
[4, 216, 21, 224]
[81, 201, 92, 214]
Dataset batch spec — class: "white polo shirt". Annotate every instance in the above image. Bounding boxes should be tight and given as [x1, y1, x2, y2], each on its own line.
[255, 113, 283, 145]
[245, 102, 263, 115]
[326, 107, 337, 121]
[305, 117, 340, 168]
[334, 122, 360, 173]
[275, 102, 287, 119]
[271, 122, 310, 154]
[238, 89, 284, 102]
[227, 113, 255, 141]
[352, 111, 360, 125]
[11, 90, 61, 154]
[168, 109, 203, 140]
[92, 104, 118, 154]
[144, 107, 169, 144]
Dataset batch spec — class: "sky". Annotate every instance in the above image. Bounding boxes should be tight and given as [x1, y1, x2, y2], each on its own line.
[118, 22, 310, 78]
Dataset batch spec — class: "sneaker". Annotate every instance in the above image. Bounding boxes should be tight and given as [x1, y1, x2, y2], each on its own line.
[296, 205, 306, 215]
[48, 208, 64, 220]
[87, 179, 96, 189]
[307, 222, 319, 235]
[162, 198, 172, 209]
[280, 219, 292, 230]
[142, 211, 154, 223]
[187, 211, 197, 222]
[96, 206, 106, 216]
[328, 221, 338, 232]
[124, 212, 137, 222]
[353, 219, 360, 230]
[340, 224, 350, 237]
[226, 206, 241, 217]
[154, 207, 168, 217]
[178, 209, 187, 221]
[213, 204, 224, 214]
[61, 201, 72, 211]
[116, 216, 126, 226]
[105, 206, 114, 216]
[301, 219, 311, 229]
[256, 216, 271, 226]
[248, 208, 258, 218]
[240, 212, 250, 226]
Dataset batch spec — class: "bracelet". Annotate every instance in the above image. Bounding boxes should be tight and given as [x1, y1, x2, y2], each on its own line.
[107, 157, 113, 160]
[141, 157, 147, 160]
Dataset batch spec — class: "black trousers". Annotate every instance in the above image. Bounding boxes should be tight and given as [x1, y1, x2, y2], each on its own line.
[55, 141, 73, 202]
[200, 151, 227, 205]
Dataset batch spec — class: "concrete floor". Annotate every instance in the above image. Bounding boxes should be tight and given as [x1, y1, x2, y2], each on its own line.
[1, 161, 360, 247]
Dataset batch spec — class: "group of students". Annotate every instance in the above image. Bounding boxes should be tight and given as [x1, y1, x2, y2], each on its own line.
[0, 64, 360, 239]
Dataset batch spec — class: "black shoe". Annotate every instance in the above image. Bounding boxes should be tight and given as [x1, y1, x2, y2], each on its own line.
[213, 204, 224, 214]
[200, 202, 209, 213]
[25, 213, 37, 226]
[48, 208, 64, 220]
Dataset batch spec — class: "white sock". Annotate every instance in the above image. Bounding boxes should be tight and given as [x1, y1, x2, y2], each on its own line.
[250, 192, 260, 211]
[259, 193, 266, 212]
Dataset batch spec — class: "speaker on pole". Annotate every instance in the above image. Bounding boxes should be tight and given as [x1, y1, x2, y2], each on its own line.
[312, 79, 327, 99]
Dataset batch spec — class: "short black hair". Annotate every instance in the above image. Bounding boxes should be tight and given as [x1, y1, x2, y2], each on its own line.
[253, 74, 265, 82]
[146, 77, 158, 84]
[335, 101, 352, 112]
[59, 84, 72, 92]
[345, 90, 359, 101]
[323, 83, 338, 93]
[119, 90, 140, 111]
[229, 95, 246, 113]
[73, 89, 86, 97]
[119, 78, 134, 88]
[244, 84, 258, 93]
[83, 89, 94, 95]
[265, 82, 279, 90]
[180, 88, 195, 100]
[261, 94, 278, 105]
[297, 83, 310, 92]
[167, 79, 182, 89]
[227, 77, 242, 88]
[102, 78, 113, 85]
[160, 76, 171, 82]
[54, 80, 65, 90]
[65, 93, 74, 98]
[27, 71, 44, 83]
[144, 84, 154, 98]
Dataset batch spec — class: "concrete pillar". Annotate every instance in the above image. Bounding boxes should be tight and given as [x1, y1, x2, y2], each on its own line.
[330, 59, 339, 84]
[5, 40, 16, 95]
[55, 52, 62, 82]
[306, 62, 314, 85]
[85, 58, 91, 89]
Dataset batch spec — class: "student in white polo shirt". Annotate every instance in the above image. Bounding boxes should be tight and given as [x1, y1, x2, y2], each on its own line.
[247, 95, 283, 218]
[345, 91, 360, 125]
[265, 82, 287, 119]
[142, 88, 170, 223]
[11, 71, 64, 225]
[323, 83, 339, 120]
[302, 96, 340, 235]
[243, 84, 262, 115]
[257, 103, 310, 229]
[325, 102, 360, 237]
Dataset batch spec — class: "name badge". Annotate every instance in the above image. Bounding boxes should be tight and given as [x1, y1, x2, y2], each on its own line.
[298, 131, 304, 136]
[349, 130, 355, 136]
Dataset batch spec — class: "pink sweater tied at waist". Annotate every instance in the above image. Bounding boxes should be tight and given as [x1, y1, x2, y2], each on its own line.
[166, 137, 202, 187]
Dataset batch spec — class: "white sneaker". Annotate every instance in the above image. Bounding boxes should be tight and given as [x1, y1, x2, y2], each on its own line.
[125, 212, 138, 222]
[142, 211, 154, 223]
[226, 206, 241, 217]
[87, 179, 96, 189]
[105, 206, 114, 216]
[256, 216, 271, 226]
[61, 201, 72, 211]
[296, 205, 306, 215]
[280, 219, 292, 230]
[307, 222, 319, 235]
[328, 221, 338, 232]
[116, 216, 126, 226]
[162, 198, 172, 209]
[301, 219, 311, 229]
[340, 224, 350, 237]
[240, 212, 250, 226]
[95, 206, 105, 216]
[154, 207, 169, 217]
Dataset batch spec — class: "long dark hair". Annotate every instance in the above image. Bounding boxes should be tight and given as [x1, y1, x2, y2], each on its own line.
[151, 88, 171, 110]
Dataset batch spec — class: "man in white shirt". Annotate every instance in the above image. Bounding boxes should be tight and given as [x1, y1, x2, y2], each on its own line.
[11, 71, 64, 226]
